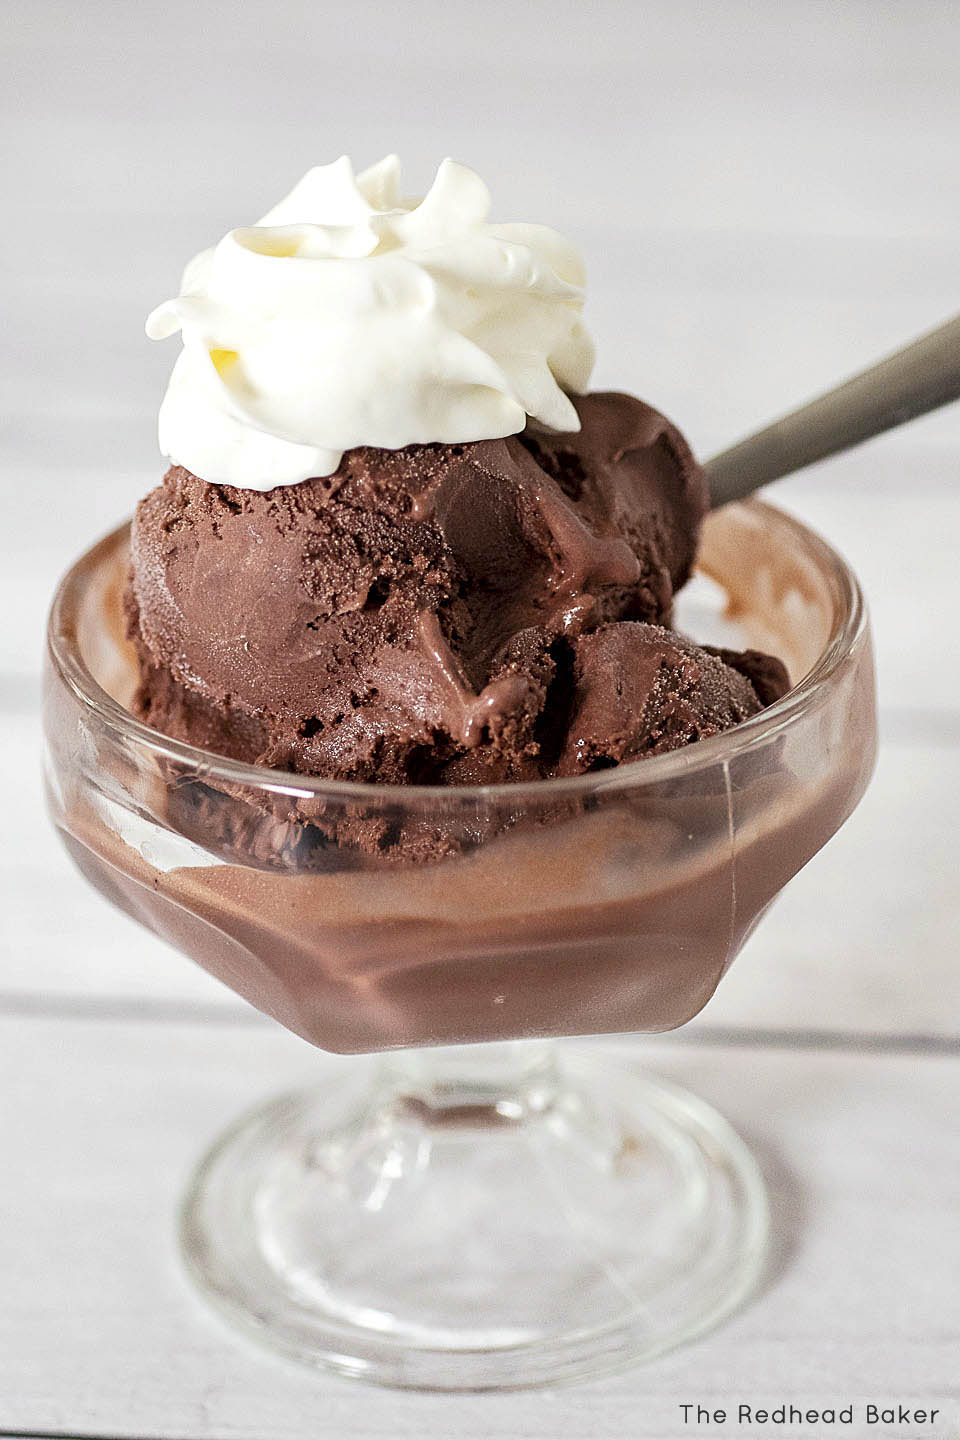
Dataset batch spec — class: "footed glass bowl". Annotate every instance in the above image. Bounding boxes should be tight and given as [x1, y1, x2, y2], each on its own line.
[43, 500, 876, 1390]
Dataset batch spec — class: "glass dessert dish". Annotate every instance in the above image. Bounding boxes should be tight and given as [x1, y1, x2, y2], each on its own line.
[44, 498, 876, 1391]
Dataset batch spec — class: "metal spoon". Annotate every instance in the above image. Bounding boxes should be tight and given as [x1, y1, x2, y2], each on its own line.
[705, 313, 960, 508]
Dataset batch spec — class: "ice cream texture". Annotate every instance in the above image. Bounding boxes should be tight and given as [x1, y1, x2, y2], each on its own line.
[131, 158, 789, 796]
[127, 390, 788, 787]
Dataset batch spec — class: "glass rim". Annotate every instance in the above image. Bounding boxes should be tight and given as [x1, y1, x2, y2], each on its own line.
[46, 499, 868, 807]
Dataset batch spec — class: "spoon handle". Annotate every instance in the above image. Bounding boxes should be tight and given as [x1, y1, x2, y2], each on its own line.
[705, 313, 960, 508]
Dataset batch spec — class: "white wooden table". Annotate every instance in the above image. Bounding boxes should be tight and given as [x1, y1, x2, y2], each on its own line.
[2, 3, 959, 1436]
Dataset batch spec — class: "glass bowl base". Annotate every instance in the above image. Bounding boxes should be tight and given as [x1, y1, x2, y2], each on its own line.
[180, 1047, 768, 1391]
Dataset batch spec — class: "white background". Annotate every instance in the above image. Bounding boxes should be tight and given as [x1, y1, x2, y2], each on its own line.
[2, 2, 958, 1436]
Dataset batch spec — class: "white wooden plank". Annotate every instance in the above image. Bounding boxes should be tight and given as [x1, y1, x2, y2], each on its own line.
[0, 1021, 955, 1438]
[6, 0, 960, 244]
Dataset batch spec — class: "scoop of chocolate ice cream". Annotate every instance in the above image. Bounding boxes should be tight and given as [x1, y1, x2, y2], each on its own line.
[557, 622, 784, 776]
[127, 392, 714, 784]
[703, 645, 791, 708]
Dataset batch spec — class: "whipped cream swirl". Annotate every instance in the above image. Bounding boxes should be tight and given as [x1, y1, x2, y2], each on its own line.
[147, 156, 595, 491]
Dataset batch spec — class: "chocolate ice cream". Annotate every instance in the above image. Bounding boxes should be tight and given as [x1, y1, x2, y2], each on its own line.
[126, 391, 786, 790]
[556, 623, 769, 776]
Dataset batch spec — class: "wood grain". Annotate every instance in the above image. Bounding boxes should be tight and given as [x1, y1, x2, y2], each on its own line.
[0, 1022, 956, 1439]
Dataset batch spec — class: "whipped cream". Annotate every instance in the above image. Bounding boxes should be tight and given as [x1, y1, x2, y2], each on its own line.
[147, 156, 595, 491]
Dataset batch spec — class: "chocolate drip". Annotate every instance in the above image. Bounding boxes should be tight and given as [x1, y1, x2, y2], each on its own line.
[417, 613, 531, 748]
[547, 594, 598, 637]
[529, 478, 641, 599]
